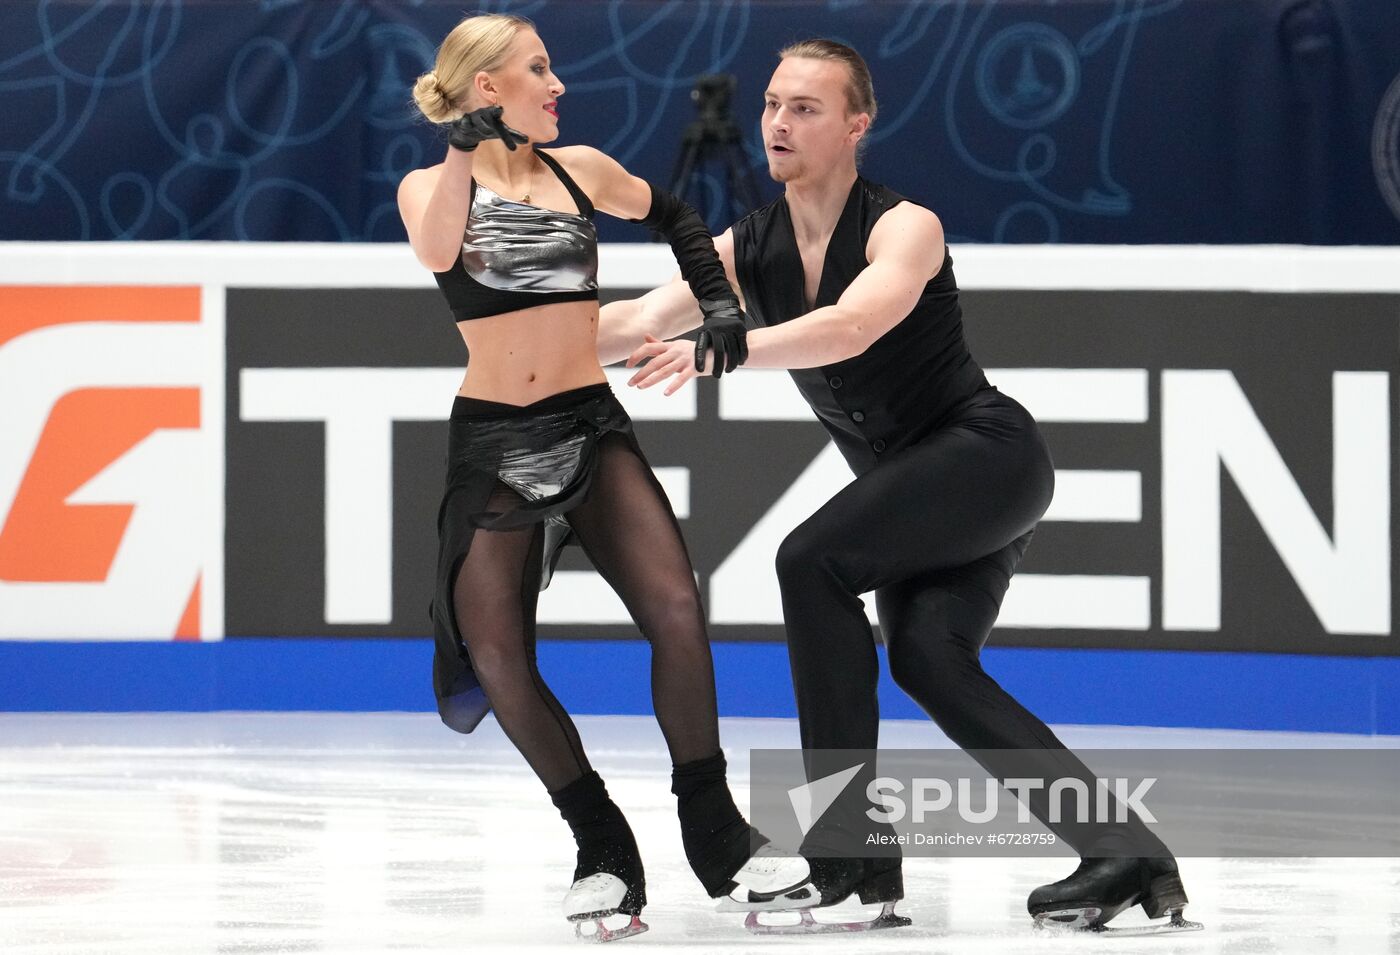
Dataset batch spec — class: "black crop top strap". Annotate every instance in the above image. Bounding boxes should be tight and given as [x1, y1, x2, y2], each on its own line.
[534, 148, 594, 219]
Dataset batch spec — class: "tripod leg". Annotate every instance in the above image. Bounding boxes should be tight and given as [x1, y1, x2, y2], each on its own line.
[680, 141, 726, 228]
[723, 138, 761, 216]
[669, 139, 702, 209]
[741, 157, 763, 216]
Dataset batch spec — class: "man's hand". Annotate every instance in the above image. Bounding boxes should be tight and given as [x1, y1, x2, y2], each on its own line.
[627, 335, 710, 396]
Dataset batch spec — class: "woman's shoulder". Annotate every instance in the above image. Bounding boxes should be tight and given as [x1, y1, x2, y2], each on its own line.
[398, 162, 446, 196]
[537, 145, 632, 204]
[538, 144, 616, 177]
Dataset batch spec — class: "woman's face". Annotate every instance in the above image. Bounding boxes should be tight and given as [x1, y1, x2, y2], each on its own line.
[479, 29, 564, 144]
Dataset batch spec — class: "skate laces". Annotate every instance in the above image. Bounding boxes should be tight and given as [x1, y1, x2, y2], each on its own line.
[566, 872, 626, 900]
[740, 844, 798, 877]
[733, 844, 810, 895]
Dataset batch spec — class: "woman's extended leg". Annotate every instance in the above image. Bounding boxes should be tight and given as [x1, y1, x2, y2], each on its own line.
[565, 435, 806, 899]
[451, 482, 645, 924]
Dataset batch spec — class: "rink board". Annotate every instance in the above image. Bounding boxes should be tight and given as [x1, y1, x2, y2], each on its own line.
[3, 640, 1400, 736]
[1, 243, 1399, 730]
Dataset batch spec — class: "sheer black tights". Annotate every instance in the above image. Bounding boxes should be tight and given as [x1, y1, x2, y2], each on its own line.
[452, 434, 721, 792]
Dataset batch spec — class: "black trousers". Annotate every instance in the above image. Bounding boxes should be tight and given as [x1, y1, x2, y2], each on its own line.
[778, 388, 1165, 858]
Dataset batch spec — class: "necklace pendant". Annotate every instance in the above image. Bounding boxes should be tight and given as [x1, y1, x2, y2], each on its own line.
[521, 193, 531, 203]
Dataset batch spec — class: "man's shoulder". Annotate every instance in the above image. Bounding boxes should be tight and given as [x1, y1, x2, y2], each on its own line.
[860, 177, 941, 216]
[857, 178, 940, 234]
[730, 196, 785, 247]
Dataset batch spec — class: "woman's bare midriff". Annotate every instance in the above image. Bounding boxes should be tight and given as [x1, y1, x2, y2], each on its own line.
[455, 298, 608, 405]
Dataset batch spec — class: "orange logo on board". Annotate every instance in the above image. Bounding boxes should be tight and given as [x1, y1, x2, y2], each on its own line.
[0, 287, 206, 640]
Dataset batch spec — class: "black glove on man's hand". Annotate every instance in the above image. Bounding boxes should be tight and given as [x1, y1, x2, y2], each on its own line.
[448, 106, 528, 152]
[695, 299, 749, 376]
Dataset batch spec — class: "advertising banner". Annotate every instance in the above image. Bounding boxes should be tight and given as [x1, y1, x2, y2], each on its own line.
[2, 244, 1397, 658]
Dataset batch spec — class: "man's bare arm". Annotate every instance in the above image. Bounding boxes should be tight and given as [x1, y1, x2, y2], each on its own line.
[742, 203, 944, 369]
[597, 280, 703, 365]
[595, 228, 743, 365]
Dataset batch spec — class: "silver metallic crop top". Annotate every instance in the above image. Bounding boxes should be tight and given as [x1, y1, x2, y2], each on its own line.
[432, 148, 600, 322]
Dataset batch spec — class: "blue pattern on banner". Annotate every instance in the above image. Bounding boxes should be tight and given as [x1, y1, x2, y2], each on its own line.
[0, 0, 1397, 242]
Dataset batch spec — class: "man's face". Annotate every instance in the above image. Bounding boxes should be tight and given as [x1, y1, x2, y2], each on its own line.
[761, 57, 867, 183]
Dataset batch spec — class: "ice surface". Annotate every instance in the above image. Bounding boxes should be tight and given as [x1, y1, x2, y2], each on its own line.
[2, 713, 1396, 954]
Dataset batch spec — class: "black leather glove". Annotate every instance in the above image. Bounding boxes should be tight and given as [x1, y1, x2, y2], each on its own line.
[695, 299, 748, 376]
[448, 106, 528, 152]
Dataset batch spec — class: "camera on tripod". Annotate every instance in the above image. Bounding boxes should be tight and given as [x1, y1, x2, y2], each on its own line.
[692, 74, 737, 124]
[668, 73, 759, 228]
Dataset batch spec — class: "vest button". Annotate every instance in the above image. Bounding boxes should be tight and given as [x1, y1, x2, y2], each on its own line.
[851, 411, 865, 423]
[872, 438, 886, 453]
[829, 376, 843, 389]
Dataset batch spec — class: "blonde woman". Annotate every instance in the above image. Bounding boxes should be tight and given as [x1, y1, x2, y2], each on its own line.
[396, 13, 805, 941]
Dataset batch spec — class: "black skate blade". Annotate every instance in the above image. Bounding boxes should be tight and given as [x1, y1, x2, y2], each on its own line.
[574, 913, 649, 943]
[744, 901, 911, 935]
[1034, 907, 1204, 937]
[715, 881, 817, 913]
[1094, 910, 1204, 937]
[1032, 905, 1104, 931]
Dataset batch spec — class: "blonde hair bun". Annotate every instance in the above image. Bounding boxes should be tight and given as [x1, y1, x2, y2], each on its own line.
[413, 70, 457, 123]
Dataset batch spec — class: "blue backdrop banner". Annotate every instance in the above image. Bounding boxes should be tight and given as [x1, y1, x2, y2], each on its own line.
[1, 0, 1398, 244]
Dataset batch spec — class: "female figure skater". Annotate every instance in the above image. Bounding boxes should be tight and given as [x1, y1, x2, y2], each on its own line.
[396, 13, 805, 942]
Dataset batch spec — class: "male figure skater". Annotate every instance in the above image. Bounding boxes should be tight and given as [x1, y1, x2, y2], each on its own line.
[598, 39, 1197, 936]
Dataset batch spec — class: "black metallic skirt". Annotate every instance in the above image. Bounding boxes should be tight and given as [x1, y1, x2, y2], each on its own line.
[430, 382, 639, 734]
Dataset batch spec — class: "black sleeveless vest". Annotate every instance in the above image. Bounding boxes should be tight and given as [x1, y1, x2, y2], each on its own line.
[732, 177, 990, 474]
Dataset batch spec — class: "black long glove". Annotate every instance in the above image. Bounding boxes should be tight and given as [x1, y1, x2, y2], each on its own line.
[629, 183, 745, 375]
[696, 299, 748, 376]
[448, 106, 528, 152]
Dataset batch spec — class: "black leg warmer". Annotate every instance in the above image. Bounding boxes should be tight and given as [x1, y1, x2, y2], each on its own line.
[671, 751, 767, 897]
[550, 770, 646, 911]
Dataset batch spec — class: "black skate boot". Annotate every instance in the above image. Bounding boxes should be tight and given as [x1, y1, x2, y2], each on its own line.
[672, 752, 811, 904]
[855, 855, 906, 910]
[551, 771, 648, 943]
[1029, 856, 1203, 936]
[807, 856, 905, 906]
